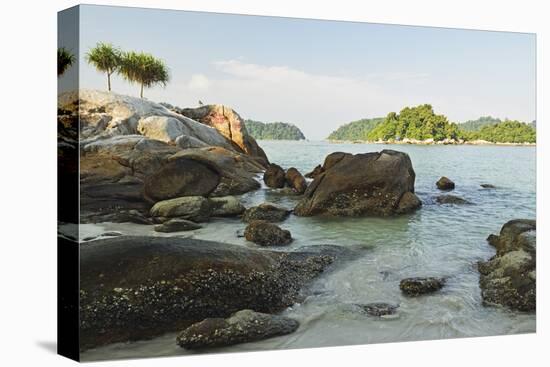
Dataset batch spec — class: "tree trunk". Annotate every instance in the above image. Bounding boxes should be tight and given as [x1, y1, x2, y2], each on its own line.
[107, 73, 111, 91]
[140, 83, 144, 98]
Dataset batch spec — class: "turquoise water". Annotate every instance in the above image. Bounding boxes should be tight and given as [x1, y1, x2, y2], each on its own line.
[81, 141, 536, 360]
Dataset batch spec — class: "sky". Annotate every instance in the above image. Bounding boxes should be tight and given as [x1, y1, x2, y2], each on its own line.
[73, 5, 536, 140]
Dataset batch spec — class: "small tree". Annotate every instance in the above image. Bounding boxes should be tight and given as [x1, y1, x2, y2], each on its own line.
[85, 42, 121, 91]
[119, 51, 169, 98]
[57, 47, 75, 76]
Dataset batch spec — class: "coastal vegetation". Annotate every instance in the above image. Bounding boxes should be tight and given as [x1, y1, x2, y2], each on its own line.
[57, 47, 75, 76]
[244, 119, 306, 140]
[85, 42, 169, 97]
[465, 120, 536, 143]
[328, 105, 536, 144]
[327, 117, 384, 141]
[85, 42, 122, 91]
[367, 104, 462, 142]
[459, 116, 502, 131]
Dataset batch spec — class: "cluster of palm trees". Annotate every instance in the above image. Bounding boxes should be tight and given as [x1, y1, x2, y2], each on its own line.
[57, 42, 170, 99]
[86, 42, 170, 98]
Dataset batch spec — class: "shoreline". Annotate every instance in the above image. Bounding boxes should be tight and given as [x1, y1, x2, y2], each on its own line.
[326, 139, 536, 147]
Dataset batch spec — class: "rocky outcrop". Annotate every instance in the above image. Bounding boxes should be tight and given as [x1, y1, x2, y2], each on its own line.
[399, 277, 445, 296]
[242, 203, 291, 223]
[178, 104, 269, 166]
[244, 220, 293, 246]
[294, 150, 420, 217]
[435, 195, 471, 205]
[176, 310, 299, 349]
[478, 219, 536, 312]
[79, 237, 340, 350]
[154, 218, 202, 232]
[436, 176, 455, 190]
[59, 90, 267, 220]
[263, 163, 286, 188]
[285, 167, 308, 194]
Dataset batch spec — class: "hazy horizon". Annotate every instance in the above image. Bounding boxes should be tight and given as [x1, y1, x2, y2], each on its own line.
[73, 5, 536, 140]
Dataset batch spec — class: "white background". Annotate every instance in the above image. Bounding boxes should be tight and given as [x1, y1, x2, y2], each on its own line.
[0, 0, 547, 366]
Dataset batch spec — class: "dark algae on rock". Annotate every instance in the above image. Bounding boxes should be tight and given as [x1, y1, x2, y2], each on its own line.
[176, 310, 299, 349]
[400, 277, 446, 296]
[79, 236, 339, 350]
[294, 150, 421, 217]
[478, 219, 536, 312]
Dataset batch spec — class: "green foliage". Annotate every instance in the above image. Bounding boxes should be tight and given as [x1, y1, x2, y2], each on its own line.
[468, 120, 536, 143]
[85, 42, 122, 90]
[367, 104, 462, 141]
[327, 118, 384, 141]
[244, 119, 306, 140]
[57, 47, 75, 76]
[119, 51, 170, 98]
[459, 116, 502, 131]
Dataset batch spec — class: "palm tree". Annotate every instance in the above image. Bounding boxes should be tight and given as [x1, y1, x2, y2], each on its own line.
[85, 42, 122, 91]
[119, 51, 169, 98]
[57, 47, 75, 76]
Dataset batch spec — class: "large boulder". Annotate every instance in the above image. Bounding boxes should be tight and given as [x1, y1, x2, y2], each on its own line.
[285, 167, 308, 194]
[79, 136, 262, 219]
[150, 196, 213, 222]
[294, 150, 420, 217]
[176, 310, 299, 349]
[478, 219, 536, 312]
[79, 237, 339, 350]
[178, 104, 269, 166]
[79, 135, 179, 215]
[263, 163, 286, 189]
[244, 220, 293, 246]
[162, 147, 263, 198]
[209, 196, 246, 217]
[305, 164, 324, 179]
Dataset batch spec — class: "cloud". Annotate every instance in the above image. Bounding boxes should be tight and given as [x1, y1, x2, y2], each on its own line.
[176, 60, 439, 139]
[187, 74, 211, 91]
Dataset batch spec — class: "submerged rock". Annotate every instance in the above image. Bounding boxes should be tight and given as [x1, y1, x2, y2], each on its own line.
[358, 303, 399, 318]
[435, 195, 471, 205]
[263, 163, 286, 188]
[244, 220, 293, 246]
[285, 167, 308, 194]
[436, 176, 455, 190]
[294, 150, 420, 217]
[399, 277, 445, 296]
[480, 184, 497, 189]
[242, 203, 291, 223]
[176, 310, 299, 349]
[79, 236, 336, 350]
[478, 219, 536, 312]
[154, 218, 202, 232]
